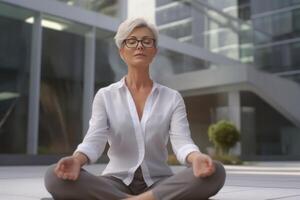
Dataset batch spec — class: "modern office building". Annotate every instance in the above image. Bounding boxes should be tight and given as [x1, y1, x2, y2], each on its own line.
[156, 0, 300, 160]
[0, 0, 299, 165]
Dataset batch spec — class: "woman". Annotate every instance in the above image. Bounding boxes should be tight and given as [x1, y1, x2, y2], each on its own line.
[44, 17, 226, 200]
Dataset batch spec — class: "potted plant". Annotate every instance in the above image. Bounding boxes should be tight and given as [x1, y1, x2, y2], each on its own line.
[208, 120, 241, 164]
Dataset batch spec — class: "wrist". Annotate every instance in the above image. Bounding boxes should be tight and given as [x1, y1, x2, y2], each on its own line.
[73, 152, 88, 166]
[187, 151, 202, 164]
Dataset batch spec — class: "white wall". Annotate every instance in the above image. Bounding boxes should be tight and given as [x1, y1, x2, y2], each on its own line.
[127, 0, 156, 23]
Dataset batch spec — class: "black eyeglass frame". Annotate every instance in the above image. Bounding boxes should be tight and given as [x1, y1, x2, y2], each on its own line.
[123, 38, 156, 48]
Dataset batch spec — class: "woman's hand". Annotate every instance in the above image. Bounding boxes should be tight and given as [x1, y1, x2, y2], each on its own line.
[187, 152, 215, 178]
[54, 152, 88, 181]
[54, 156, 81, 181]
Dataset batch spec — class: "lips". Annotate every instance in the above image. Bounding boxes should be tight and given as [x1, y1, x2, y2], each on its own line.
[134, 53, 146, 57]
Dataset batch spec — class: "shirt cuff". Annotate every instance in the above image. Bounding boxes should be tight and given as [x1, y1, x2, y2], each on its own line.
[177, 144, 200, 166]
[74, 143, 98, 164]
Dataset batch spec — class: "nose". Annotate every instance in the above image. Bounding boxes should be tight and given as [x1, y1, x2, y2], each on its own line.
[136, 41, 144, 50]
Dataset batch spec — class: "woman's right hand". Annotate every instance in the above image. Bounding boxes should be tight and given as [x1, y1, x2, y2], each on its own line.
[54, 156, 82, 181]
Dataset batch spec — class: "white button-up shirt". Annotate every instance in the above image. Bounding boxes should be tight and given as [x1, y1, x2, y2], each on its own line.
[75, 77, 200, 186]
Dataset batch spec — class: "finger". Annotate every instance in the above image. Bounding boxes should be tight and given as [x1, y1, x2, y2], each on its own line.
[206, 157, 213, 168]
[55, 162, 61, 171]
[54, 165, 63, 176]
[55, 164, 65, 176]
[71, 174, 79, 181]
[62, 173, 69, 180]
[69, 175, 75, 181]
[56, 162, 64, 172]
[205, 165, 215, 177]
[193, 163, 201, 177]
[57, 171, 64, 179]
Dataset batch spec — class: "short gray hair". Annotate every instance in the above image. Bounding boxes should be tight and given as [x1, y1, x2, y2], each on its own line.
[114, 17, 158, 49]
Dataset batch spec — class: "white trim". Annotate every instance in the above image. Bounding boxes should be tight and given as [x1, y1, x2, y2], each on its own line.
[252, 4, 300, 19]
[211, 44, 239, 52]
[159, 35, 245, 67]
[156, 2, 180, 12]
[158, 17, 192, 30]
[255, 37, 300, 49]
[178, 35, 193, 42]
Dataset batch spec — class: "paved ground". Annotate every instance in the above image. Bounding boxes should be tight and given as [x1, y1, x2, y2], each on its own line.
[0, 162, 300, 200]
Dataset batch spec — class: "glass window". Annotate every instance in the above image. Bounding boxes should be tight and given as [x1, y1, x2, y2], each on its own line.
[272, 12, 292, 39]
[159, 20, 192, 39]
[154, 48, 209, 76]
[254, 47, 272, 71]
[251, 0, 295, 14]
[38, 15, 89, 154]
[56, 0, 119, 18]
[291, 42, 300, 68]
[241, 91, 300, 157]
[293, 8, 300, 32]
[0, 3, 33, 153]
[95, 29, 121, 90]
[184, 93, 228, 155]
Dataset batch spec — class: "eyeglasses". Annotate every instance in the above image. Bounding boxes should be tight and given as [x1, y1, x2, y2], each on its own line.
[123, 38, 156, 48]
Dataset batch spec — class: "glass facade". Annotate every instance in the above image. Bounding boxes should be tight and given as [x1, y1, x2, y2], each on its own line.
[240, 91, 300, 158]
[252, 2, 300, 82]
[156, 0, 300, 160]
[95, 29, 125, 88]
[184, 93, 228, 152]
[38, 16, 90, 154]
[56, 0, 120, 18]
[155, 0, 253, 63]
[155, 48, 209, 74]
[0, 1, 125, 160]
[0, 3, 33, 153]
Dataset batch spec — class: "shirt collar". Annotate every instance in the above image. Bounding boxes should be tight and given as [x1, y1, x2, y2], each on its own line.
[116, 76, 126, 89]
[117, 76, 159, 92]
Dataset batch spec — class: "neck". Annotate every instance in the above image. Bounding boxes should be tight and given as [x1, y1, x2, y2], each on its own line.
[125, 66, 152, 90]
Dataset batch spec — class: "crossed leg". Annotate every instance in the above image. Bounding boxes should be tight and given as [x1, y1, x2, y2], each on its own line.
[125, 161, 226, 200]
[44, 164, 131, 200]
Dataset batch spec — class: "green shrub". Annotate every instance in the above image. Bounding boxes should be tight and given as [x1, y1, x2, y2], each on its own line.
[208, 120, 240, 156]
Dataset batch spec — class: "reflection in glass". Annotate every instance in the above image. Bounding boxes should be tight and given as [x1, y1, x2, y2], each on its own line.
[95, 30, 120, 89]
[38, 16, 88, 154]
[56, 0, 119, 18]
[154, 48, 209, 76]
[0, 3, 32, 153]
[155, 0, 254, 62]
[184, 93, 228, 154]
[241, 91, 300, 157]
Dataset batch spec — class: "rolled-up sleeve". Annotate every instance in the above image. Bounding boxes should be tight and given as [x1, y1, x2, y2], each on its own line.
[74, 89, 110, 163]
[169, 92, 200, 165]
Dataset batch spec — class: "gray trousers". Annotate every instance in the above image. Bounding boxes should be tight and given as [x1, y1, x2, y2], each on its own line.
[44, 161, 226, 200]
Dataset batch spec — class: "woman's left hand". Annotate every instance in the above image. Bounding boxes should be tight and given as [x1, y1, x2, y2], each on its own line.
[188, 152, 215, 178]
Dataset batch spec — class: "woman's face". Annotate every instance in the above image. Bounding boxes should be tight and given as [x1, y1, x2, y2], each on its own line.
[119, 26, 157, 68]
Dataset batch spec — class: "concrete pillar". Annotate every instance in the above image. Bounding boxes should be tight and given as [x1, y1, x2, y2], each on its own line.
[82, 27, 96, 136]
[27, 13, 42, 154]
[228, 91, 241, 155]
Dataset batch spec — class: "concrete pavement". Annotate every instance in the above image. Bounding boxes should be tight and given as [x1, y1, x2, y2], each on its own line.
[0, 162, 300, 200]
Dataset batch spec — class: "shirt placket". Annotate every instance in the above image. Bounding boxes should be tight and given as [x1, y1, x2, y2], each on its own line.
[124, 84, 156, 186]
[124, 87, 143, 185]
[140, 87, 157, 186]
